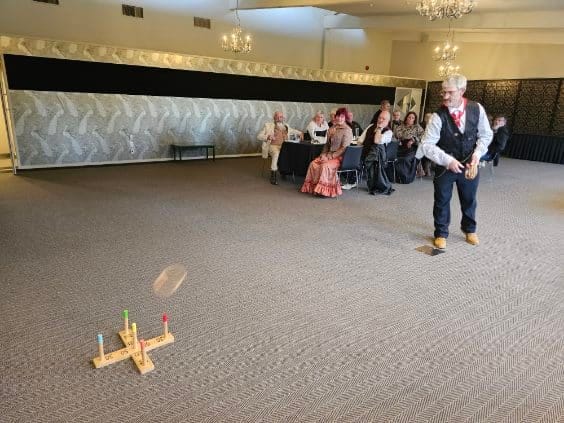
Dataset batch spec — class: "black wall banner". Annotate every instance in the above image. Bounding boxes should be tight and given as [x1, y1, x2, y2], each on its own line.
[4, 54, 395, 105]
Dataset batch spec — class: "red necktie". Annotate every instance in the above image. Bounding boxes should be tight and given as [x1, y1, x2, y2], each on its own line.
[451, 110, 462, 128]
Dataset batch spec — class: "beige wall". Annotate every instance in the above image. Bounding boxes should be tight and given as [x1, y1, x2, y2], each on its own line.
[323, 29, 394, 75]
[390, 39, 564, 81]
[0, 0, 328, 69]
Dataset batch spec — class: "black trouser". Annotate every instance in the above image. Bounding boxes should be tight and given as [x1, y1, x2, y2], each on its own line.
[365, 146, 391, 194]
[433, 167, 479, 238]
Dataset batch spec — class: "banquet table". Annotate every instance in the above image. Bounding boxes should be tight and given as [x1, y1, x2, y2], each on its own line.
[277, 141, 325, 177]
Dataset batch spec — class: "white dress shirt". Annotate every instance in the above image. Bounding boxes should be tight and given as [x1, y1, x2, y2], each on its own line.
[419, 102, 493, 166]
[357, 123, 393, 145]
[305, 120, 329, 144]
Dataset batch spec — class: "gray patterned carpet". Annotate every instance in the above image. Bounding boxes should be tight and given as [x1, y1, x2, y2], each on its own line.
[0, 157, 563, 422]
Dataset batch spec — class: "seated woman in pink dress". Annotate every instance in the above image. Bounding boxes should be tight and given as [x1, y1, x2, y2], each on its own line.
[300, 107, 353, 197]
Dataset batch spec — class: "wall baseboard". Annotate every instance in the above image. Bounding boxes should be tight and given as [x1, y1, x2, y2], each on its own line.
[16, 153, 261, 170]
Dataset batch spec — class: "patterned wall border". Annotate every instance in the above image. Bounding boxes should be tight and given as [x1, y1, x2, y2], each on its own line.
[0, 35, 426, 90]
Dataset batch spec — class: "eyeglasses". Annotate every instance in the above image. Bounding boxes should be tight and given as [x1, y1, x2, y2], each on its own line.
[440, 89, 460, 96]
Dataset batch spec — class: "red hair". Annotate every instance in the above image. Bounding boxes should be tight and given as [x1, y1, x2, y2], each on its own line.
[335, 107, 349, 117]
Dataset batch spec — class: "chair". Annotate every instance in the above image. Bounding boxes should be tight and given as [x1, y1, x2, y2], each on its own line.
[336, 145, 363, 192]
[482, 152, 499, 178]
[385, 141, 399, 183]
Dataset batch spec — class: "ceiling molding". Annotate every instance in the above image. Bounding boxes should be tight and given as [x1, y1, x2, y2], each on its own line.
[324, 10, 564, 31]
[236, 0, 346, 9]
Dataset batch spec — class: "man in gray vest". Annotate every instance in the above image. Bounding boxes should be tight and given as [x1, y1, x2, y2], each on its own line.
[420, 74, 493, 250]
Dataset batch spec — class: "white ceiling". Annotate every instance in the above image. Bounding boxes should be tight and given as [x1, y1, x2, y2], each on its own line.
[237, 0, 564, 17]
[235, 0, 564, 33]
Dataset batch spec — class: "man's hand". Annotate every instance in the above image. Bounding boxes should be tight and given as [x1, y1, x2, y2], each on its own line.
[464, 152, 480, 180]
[447, 159, 465, 173]
[373, 128, 382, 144]
[467, 152, 480, 168]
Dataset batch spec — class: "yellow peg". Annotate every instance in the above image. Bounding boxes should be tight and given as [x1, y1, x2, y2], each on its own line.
[131, 322, 138, 350]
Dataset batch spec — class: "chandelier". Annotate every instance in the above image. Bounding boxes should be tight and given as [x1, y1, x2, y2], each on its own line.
[416, 0, 476, 21]
[437, 62, 461, 77]
[220, 0, 252, 53]
[433, 40, 458, 61]
[433, 24, 460, 76]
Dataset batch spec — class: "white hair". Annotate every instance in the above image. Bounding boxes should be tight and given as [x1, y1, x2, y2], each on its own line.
[443, 74, 467, 90]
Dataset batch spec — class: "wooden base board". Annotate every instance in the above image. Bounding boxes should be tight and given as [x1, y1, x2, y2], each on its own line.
[92, 329, 174, 374]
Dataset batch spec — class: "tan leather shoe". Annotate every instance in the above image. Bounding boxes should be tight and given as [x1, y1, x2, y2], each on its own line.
[465, 232, 479, 245]
[434, 237, 447, 249]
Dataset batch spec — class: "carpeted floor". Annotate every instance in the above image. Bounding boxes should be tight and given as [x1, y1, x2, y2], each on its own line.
[0, 157, 563, 422]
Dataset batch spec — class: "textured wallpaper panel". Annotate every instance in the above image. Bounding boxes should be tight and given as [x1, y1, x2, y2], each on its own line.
[513, 79, 560, 136]
[11, 90, 378, 167]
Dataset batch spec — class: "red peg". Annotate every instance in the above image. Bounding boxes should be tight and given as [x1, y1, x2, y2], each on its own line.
[162, 313, 168, 323]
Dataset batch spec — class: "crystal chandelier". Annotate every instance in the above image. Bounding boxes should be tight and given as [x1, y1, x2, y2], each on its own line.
[433, 24, 460, 76]
[437, 62, 461, 77]
[416, 0, 476, 21]
[433, 40, 459, 62]
[220, 0, 252, 53]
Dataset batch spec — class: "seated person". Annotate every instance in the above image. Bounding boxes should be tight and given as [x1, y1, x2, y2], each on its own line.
[300, 107, 352, 198]
[393, 111, 424, 184]
[391, 110, 402, 132]
[327, 108, 338, 128]
[481, 115, 509, 166]
[257, 111, 303, 185]
[305, 111, 329, 144]
[371, 99, 392, 125]
[345, 111, 363, 140]
[359, 110, 394, 195]
[394, 111, 424, 157]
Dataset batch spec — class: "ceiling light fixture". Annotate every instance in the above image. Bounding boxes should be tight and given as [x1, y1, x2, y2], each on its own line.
[433, 23, 459, 62]
[433, 23, 461, 76]
[220, 0, 252, 54]
[437, 62, 461, 77]
[433, 40, 458, 62]
[416, 0, 476, 21]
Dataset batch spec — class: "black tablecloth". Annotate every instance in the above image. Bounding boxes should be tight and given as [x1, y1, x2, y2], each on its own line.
[277, 142, 325, 176]
[504, 134, 564, 164]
